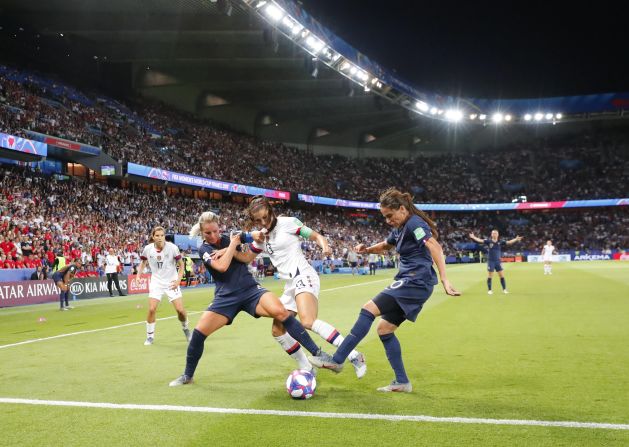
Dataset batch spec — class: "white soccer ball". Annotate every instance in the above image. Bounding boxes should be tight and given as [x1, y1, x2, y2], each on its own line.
[285, 369, 316, 400]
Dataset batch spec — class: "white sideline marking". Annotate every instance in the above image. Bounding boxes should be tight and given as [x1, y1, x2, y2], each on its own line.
[320, 278, 391, 293]
[1, 398, 627, 431]
[0, 278, 391, 350]
[0, 312, 202, 350]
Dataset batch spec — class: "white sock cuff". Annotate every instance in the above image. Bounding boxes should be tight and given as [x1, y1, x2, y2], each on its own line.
[274, 333, 298, 350]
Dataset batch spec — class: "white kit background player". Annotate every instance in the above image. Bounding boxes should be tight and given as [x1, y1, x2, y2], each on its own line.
[236, 196, 367, 378]
[137, 226, 190, 345]
[541, 240, 557, 275]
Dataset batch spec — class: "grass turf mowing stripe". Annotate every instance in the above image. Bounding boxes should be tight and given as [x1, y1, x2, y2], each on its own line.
[1, 397, 628, 431]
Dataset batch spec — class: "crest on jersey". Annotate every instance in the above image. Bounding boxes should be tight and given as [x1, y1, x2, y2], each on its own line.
[489, 243, 494, 248]
[413, 227, 426, 241]
[157, 255, 162, 261]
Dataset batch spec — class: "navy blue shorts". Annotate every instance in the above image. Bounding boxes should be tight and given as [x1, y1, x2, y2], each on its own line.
[487, 260, 503, 272]
[378, 278, 434, 323]
[52, 272, 63, 283]
[208, 284, 267, 325]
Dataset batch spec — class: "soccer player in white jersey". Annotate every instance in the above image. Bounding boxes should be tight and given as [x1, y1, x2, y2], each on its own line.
[541, 240, 556, 275]
[236, 196, 367, 378]
[137, 226, 190, 345]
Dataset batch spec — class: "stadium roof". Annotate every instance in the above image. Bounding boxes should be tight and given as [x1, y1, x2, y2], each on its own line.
[1, 0, 628, 153]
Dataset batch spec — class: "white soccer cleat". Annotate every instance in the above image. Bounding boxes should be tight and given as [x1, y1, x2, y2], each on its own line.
[308, 350, 343, 373]
[169, 374, 193, 387]
[377, 381, 413, 393]
[349, 352, 367, 379]
[487, 290, 493, 295]
[183, 328, 191, 342]
[503, 289, 509, 294]
[144, 337, 154, 346]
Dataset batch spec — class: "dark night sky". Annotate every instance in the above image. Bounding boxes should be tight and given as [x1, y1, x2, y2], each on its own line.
[298, 0, 628, 99]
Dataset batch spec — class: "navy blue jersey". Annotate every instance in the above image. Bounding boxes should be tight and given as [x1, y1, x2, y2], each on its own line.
[386, 214, 437, 286]
[52, 264, 77, 283]
[198, 235, 258, 297]
[484, 239, 506, 263]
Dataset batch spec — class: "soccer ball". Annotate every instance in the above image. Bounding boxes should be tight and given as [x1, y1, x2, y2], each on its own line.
[286, 369, 316, 400]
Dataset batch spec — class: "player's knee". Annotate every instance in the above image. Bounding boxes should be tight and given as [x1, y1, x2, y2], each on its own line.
[377, 321, 397, 336]
[274, 307, 291, 321]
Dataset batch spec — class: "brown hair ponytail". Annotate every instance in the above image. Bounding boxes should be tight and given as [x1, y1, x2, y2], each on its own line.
[379, 187, 439, 239]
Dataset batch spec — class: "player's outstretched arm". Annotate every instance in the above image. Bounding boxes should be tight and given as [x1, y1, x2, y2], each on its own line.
[506, 235, 524, 245]
[468, 232, 485, 244]
[356, 241, 392, 255]
[426, 237, 461, 296]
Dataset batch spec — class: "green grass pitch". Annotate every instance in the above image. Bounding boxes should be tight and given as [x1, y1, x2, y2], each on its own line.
[1, 261, 628, 446]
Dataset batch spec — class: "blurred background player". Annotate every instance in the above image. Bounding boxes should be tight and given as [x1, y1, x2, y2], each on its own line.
[137, 226, 189, 346]
[541, 240, 557, 275]
[51, 258, 82, 311]
[309, 188, 460, 392]
[169, 212, 331, 386]
[469, 230, 523, 295]
[240, 196, 367, 378]
[347, 248, 359, 275]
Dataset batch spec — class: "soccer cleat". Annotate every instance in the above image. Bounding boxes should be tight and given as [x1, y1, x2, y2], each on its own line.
[503, 289, 509, 294]
[183, 328, 191, 342]
[60, 307, 69, 311]
[144, 337, 154, 346]
[169, 374, 193, 387]
[349, 352, 367, 379]
[377, 380, 413, 393]
[308, 349, 343, 373]
[64, 305, 74, 310]
[487, 290, 493, 295]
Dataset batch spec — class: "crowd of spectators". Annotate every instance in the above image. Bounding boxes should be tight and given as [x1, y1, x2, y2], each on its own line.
[1, 65, 628, 206]
[1, 166, 627, 275]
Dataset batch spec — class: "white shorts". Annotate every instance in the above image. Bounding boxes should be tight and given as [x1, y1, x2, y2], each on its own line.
[543, 256, 553, 262]
[280, 271, 320, 313]
[149, 279, 183, 302]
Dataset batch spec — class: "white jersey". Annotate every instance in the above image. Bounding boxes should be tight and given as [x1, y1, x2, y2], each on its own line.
[542, 245, 555, 259]
[141, 242, 181, 283]
[104, 254, 121, 274]
[252, 216, 314, 280]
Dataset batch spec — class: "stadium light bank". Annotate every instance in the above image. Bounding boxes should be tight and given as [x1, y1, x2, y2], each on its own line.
[243, 0, 569, 126]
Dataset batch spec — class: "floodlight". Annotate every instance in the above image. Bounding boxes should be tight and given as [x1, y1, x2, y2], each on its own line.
[264, 4, 284, 21]
[445, 109, 463, 122]
[416, 101, 429, 112]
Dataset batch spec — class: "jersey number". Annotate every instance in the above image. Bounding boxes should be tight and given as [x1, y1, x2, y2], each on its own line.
[265, 242, 274, 254]
[156, 262, 163, 269]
